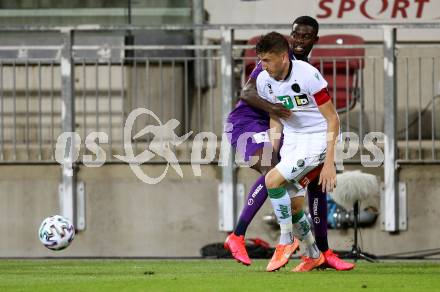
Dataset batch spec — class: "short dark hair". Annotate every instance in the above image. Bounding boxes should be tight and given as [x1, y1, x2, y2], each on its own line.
[255, 31, 289, 55]
[293, 16, 319, 34]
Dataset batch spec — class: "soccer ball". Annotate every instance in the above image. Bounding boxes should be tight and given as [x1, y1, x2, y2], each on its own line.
[38, 215, 75, 251]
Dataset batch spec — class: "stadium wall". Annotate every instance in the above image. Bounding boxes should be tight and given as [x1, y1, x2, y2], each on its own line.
[0, 164, 439, 257]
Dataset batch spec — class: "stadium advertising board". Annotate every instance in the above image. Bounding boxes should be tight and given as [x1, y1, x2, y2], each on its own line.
[205, 0, 440, 40]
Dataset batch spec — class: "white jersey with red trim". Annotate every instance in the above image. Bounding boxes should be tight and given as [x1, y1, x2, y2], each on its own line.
[256, 60, 330, 136]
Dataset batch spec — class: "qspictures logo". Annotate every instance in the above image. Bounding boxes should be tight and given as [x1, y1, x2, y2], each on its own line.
[55, 108, 386, 185]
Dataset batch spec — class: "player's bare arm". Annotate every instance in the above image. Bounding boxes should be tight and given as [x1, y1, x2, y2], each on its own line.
[317, 99, 340, 193]
[268, 116, 283, 153]
[241, 78, 291, 120]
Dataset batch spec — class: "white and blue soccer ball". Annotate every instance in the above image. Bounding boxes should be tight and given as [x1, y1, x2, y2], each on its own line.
[38, 215, 75, 251]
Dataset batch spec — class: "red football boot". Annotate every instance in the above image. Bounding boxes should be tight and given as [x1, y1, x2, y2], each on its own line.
[224, 233, 252, 266]
[323, 249, 355, 271]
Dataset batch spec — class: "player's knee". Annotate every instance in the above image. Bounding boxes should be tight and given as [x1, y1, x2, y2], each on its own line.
[265, 169, 280, 189]
[250, 147, 275, 175]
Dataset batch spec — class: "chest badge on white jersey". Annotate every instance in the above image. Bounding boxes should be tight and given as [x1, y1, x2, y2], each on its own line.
[291, 83, 301, 93]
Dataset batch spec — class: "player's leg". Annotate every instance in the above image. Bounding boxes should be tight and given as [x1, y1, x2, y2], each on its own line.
[292, 145, 353, 270]
[307, 178, 328, 251]
[225, 128, 277, 265]
[308, 178, 354, 271]
[264, 167, 299, 271]
[265, 168, 292, 245]
[287, 187, 324, 272]
[279, 133, 327, 272]
[291, 186, 320, 257]
[234, 145, 277, 236]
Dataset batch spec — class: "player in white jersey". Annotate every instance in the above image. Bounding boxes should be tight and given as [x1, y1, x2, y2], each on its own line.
[255, 32, 340, 272]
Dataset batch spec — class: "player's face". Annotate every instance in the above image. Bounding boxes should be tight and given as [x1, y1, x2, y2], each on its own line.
[258, 51, 288, 80]
[290, 24, 319, 59]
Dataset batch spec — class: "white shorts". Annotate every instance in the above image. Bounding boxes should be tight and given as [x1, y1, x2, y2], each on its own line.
[275, 132, 327, 197]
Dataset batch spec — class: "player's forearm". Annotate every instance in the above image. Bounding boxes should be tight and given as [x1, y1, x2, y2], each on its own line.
[240, 79, 273, 113]
[269, 117, 283, 152]
[241, 93, 275, 113]
[325, 114, 340, 165]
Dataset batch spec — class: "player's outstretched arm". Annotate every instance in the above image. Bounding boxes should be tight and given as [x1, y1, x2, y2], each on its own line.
[241, 78, 291, 120]
[318, 99, 340, 193]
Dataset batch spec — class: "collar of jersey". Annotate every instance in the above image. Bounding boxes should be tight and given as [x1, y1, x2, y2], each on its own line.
[279, 60, 293, 82]
[291, 52, 309, 63]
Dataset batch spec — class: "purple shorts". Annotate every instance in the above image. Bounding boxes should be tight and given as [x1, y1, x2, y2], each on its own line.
[226, 100, 270, 162]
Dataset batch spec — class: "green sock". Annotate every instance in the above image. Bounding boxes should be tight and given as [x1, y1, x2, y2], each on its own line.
[268, 186, 292, 244]
[267, 187, 286, 199]
[292, 209, 306, 224]
[292, 209, 320, 258]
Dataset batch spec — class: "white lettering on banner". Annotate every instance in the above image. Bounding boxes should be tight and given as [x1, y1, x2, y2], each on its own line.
[204, 0, 440, 41]
[317, 0, 433, 20]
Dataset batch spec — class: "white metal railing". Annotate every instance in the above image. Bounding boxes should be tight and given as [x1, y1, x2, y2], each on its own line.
[0, 23, 439, 233]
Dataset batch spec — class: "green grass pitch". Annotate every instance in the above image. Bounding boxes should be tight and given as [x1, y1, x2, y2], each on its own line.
[0, 259, 439, 291]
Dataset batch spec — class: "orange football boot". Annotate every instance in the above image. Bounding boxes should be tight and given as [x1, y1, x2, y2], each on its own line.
[266, 238, 300, 272]
[291, 253, 325, 272]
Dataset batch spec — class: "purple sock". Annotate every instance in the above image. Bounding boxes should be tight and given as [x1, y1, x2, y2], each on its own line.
[234, 175, 268, 236]
[308, 179, 329, 252]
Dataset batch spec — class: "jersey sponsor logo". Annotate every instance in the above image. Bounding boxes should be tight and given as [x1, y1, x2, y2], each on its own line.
[277, 94, 310, 109]
[294, 94, 309, 106]
[297, 159, 305, 168]
[277, 95, 295, 110]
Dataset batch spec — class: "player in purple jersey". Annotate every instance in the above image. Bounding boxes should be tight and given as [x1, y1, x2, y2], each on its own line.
[224, 16, 354, 271]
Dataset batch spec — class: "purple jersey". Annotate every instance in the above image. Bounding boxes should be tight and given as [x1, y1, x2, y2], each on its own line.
[249, 61, 264, 80]
[226, 51, 300, 161]
[226, 99, 270, 161]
